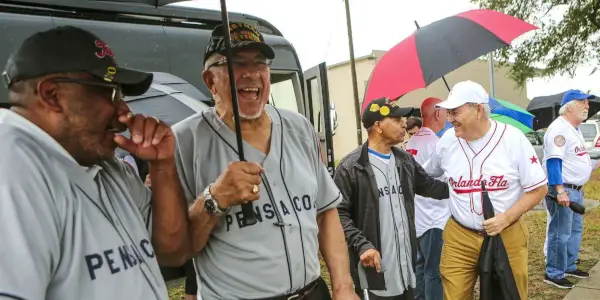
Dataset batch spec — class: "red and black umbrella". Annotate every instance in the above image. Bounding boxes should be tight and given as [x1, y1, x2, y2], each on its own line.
[363, 9, 537, 112]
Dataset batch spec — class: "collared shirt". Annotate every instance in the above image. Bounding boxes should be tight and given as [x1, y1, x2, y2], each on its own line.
[543, 116, 593, 186]
[405, 127, 450, 237]
[368, 149, 416, 297]
[424, 121, 547, 230]
[172, 105, 342, 299]
[0, 109, 167, 300]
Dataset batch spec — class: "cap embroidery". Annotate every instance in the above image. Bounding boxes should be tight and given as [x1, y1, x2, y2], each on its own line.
[103, 66, 117, 83]
[370, 104, 380, 112]
[229, 23, 261, 43]
[95, 40, 115, 59]
[380, 106, 390, 116]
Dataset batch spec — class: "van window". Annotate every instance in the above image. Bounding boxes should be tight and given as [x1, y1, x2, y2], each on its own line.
[580, 123, 598, 141]
[269, 71, 302, 114]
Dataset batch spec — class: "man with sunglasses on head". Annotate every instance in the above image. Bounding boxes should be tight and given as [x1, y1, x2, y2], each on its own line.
[422, 80, 548, 300]
[170, 22, 357, 300]
[0, 26, 196, 300]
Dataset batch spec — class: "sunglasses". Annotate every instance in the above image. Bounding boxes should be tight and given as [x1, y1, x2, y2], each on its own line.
[52, 77, 123, 104]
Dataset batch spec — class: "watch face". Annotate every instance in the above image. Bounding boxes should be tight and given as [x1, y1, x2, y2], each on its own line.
[205, 198, 217, 214]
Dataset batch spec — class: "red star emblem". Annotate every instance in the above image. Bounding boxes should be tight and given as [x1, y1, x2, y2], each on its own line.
[530, 156, 538, 164]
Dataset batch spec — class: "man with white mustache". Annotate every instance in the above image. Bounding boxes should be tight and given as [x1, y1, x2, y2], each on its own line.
[543, 89, 600, 289]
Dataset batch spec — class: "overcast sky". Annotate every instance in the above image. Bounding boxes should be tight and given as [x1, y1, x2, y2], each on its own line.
[174, 0, 600, 100]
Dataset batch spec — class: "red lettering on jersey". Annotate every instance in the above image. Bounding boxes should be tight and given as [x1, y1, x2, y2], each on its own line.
[95, 40, 115, 59]
[406, 149, 418, 156]
[448, 175, 509, 194]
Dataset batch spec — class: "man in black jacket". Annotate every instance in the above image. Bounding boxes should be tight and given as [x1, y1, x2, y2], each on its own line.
[334, 97, 449, 300]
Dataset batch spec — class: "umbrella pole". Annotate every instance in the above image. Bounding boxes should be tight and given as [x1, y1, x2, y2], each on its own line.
[219, 0, 258, 226]
[414, 20, 451, 92]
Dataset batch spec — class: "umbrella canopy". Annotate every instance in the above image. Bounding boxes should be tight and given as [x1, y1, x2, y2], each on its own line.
[528, 91, 600, 130]
[489, 98, 534, 133]
[363, 9, 536, 112]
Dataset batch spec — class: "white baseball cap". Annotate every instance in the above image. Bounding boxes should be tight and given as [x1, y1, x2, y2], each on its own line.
[436, 80, 489, 109]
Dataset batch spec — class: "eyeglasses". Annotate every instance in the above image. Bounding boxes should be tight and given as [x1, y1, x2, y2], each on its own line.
[208, 56, 272, 70]
[52, 78, 123, 104]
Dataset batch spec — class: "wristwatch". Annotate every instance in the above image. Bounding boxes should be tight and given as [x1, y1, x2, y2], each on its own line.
[203, 184, 230, 216]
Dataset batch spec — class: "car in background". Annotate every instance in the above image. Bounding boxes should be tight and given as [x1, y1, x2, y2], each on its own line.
[579, 120, 600, 159]
[525, 120, 600, 161]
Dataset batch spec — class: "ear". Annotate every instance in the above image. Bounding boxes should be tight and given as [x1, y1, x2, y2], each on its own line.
[36, 80, 63, 113]
[202, 70, 216, 95]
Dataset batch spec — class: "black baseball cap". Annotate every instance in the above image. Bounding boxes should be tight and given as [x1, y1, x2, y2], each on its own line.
[204, 22, 275, 64]
[2, 26, 153, 96]
[362, 97, 414, 128]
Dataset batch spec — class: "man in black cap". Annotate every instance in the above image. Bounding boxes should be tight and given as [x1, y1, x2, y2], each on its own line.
[334, 98, 449, 300]
[170, 22, 358, 299]
[0, 26, 195, 300]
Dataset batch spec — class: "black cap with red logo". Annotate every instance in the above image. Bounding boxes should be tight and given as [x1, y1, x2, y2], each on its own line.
[2, 26, 153, 96]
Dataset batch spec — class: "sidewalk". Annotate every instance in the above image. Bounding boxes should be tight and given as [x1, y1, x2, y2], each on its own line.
[563, 262, 600, 300]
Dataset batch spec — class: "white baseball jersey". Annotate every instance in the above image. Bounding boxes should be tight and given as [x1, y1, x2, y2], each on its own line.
[172, 105, 342, 299]
[0, 109, 168, 300]
[405, 127, 450, 237]
[543, 116, 593, 186]
[423, 121, 547, 230]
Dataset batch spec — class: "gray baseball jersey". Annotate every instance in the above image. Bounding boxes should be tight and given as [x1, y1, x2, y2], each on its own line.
[172, 105, 342, 299]
[0, 109, 168, 300]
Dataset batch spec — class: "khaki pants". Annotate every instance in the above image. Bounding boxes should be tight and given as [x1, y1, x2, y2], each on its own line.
[440, 217, 529, 300]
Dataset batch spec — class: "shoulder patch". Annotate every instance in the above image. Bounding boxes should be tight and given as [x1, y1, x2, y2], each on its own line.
[554, 135, 566, 147]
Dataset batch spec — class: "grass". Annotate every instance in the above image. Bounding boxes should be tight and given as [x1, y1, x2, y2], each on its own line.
[168, 172, 600, 300]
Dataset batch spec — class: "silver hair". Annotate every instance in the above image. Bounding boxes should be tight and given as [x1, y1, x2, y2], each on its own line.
[559, 100, 577, 115]
[204, 53, 224, 70]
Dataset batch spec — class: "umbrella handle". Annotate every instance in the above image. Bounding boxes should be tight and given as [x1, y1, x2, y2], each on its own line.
[219, 0, 257, 226]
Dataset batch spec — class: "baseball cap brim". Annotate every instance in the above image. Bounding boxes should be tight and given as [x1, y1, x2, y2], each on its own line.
[435, 98, 467, 110]
[89, 67, 153, 96]
[390, 107, 414, 117]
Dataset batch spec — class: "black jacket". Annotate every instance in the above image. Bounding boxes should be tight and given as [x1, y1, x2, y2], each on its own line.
[333, 143, 449, 291]
[478, 183, 520, 300]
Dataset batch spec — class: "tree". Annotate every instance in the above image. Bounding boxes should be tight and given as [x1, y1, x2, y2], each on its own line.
[471, 0, 600, 86]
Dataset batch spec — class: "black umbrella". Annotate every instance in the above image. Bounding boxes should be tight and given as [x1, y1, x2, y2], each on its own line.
[527, 91, 600, 130]
[478, 182, 520, 300]
[90, 0, 258, 224]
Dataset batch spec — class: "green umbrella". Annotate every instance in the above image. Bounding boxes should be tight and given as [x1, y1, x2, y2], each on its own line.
[490, 113, 532, 134]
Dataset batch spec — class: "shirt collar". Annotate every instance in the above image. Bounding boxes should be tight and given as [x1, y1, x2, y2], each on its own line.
[0, 109, 102, 177]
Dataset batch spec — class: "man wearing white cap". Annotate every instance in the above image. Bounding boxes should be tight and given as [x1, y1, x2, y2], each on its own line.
[423, 80, 548, 300]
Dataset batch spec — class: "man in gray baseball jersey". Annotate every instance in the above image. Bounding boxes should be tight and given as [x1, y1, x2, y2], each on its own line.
[171, 22, 357, 299]
[334, 98, 450, 300]
[0, 26, 195, 300]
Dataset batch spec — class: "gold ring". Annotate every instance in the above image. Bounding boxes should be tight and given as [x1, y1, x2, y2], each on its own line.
[252, 184, 259, 193]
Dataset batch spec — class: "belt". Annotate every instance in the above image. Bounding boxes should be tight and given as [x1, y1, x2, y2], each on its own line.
[452, 217, 487, 236]
[257, 279, 320, 300]
[564, 183, 583, 191]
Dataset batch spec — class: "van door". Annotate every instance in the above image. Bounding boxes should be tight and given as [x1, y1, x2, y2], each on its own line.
[303, 62, 335, 177]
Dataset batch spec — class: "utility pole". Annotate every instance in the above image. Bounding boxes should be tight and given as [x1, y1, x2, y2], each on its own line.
[488, 52, 496, 97]
[344, 0, 363, 145]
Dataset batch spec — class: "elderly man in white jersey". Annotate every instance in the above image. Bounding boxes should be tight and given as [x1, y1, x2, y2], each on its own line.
[405, 97, 450, 300]
[542, 89, 600, 289]
[423, 80, 548, 300]
[0, 26, 196, 300]
[171, 22, 357, 300]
